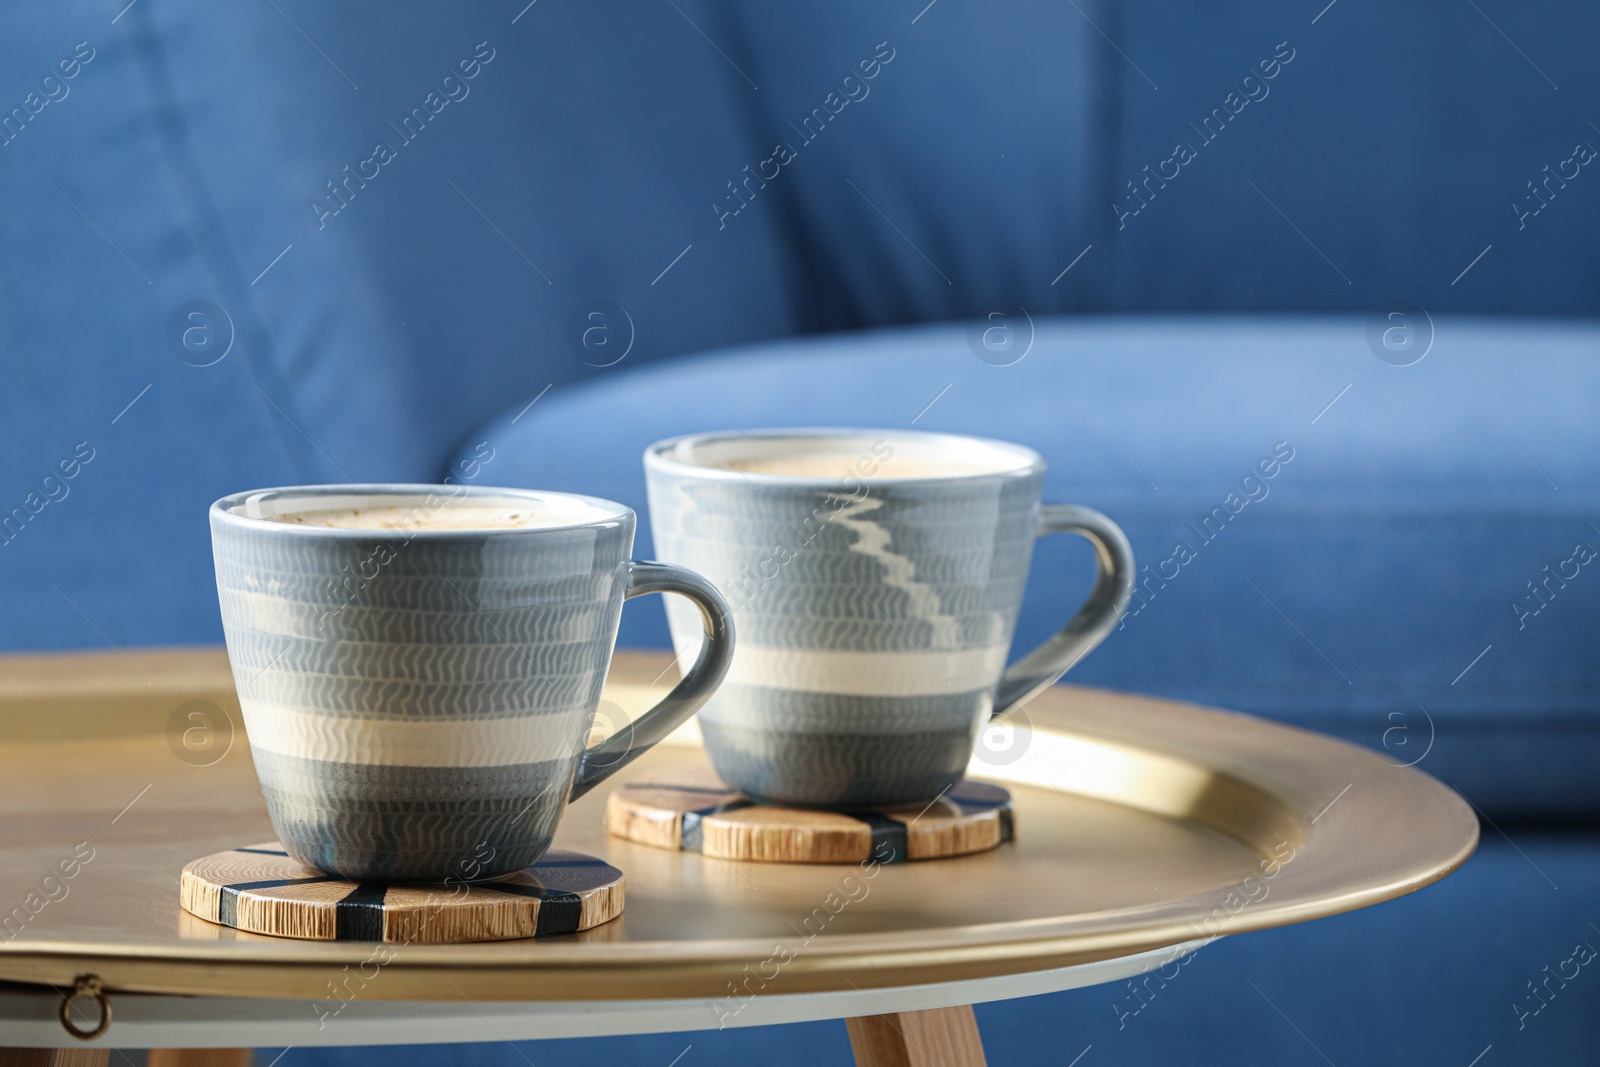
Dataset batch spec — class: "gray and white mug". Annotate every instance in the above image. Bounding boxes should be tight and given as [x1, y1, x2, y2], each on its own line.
[210, 484, 733, 881]
[645, 429, 1133, 808]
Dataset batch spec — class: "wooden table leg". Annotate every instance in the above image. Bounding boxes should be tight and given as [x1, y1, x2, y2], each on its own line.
[845, 1004, 987, 1067]
[0, 1050, 111, 1067]
[147, 1052, 254, 1067]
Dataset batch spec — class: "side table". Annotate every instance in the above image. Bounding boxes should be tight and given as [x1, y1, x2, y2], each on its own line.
[0, 649, 1477, 1065]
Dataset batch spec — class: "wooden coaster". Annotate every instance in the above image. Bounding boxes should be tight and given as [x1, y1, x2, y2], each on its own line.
[179, 844, 624, 943]
[605, 769, 1015, 864]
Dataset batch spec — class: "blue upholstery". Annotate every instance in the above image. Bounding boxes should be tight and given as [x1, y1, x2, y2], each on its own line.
[1109, 1, 1600, 315]
[468, 317, 1600, 819]
[3, 0, 1598, 1063]
[0, 0, 795, 650]
[5, 0, 1598, 652]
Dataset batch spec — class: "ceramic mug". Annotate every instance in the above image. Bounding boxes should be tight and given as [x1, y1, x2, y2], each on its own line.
[645, 429, 1133, 808]
[210, 484, 733, 881]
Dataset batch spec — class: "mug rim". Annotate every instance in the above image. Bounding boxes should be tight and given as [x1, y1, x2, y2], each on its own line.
[209, 483, 634, 538]
[643, 427, 1045, 486]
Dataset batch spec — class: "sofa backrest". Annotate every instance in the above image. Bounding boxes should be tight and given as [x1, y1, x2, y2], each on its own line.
[1, 1, 1594, 651]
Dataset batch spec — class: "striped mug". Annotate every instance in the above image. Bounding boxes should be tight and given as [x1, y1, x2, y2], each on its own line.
[210, 484, 733, 881]
[645, 429, 1132, 808]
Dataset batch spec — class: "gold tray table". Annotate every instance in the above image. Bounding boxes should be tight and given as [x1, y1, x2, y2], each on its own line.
[0, 650, 1477, 1066]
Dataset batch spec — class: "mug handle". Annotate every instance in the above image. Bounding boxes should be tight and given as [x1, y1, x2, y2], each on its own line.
[568, 560, 735, 800]
[991, 504, 1134, 719]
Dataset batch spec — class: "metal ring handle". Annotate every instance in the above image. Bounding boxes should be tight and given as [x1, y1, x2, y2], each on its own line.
[59, 974, 111, 1040]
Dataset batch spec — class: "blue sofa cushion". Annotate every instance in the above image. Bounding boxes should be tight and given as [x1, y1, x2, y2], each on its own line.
[715, 1, 1107, 326]
[1110, 0, 1600, 316]
[719, 0, 1600, 324]
[0, 1, 798, 651]
[464, 316, 1600, 818]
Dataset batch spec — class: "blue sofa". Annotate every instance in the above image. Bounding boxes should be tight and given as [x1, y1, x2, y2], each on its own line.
[2, 0, 1597, 1062]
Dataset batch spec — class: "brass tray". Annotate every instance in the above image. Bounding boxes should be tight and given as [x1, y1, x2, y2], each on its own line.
[0, 649, 1477, 1001]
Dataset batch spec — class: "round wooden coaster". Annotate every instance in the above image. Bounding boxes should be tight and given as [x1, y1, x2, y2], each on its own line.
[605, 769, 1015, 864]
[180, 845, 624, 943]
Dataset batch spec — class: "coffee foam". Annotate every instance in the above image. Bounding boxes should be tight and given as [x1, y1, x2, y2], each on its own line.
[259, 499, 618, 531]
[726, 453, 1000, 479]
[657, 432, 1037, 482]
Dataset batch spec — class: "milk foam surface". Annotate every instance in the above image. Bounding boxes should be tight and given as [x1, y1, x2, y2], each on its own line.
[266, 501, 616, 531]
[727, 453, 1007, 479]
